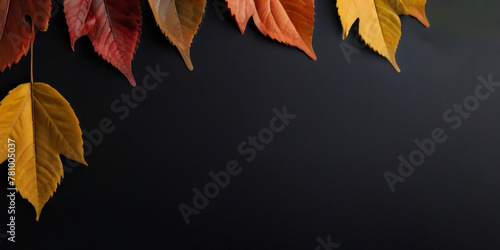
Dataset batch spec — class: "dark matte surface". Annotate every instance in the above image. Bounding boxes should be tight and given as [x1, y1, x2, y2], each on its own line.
[1, 0, 500, 249]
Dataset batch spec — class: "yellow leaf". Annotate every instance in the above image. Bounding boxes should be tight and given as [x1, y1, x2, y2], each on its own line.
[337, 0, 429, 72]
[148, 0, 207, 71]
[0, 83, 87, 221]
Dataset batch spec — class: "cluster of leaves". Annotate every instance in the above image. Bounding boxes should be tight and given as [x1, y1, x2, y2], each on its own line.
[0, 0, 429, 221]
[1, 0, 430, 84]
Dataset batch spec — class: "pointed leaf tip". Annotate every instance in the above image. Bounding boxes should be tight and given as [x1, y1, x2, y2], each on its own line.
[0, 83, 87, 221]
[408, 6, 430, 28]
[148, 0, 206, 71]
[227, 0, 316, 61]
[337, 0, 429, 72]
[64, 0, 141, 86]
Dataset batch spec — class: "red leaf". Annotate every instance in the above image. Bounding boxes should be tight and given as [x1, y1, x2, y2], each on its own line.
[64, 0, 92, 50]
[64, 0, 142, 86]
[0, 0, 51, 72]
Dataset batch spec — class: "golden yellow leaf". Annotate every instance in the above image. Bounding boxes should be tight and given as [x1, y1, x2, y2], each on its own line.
[0, 83, 87, 221]
[337, 0, 429, 72]
[148, 0, 207, 70]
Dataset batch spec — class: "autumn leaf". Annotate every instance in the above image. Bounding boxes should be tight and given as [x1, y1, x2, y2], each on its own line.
[0, 82, 87, 221]
[148, 0, 206, 71]
[337, 0, 430, 72]
[226, 0, 316, 60]
[64, 0, 142, 86]
[0, 0, 51, 72]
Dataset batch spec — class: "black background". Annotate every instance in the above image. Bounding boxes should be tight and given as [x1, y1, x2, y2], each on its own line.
[1, 0, 500, 249]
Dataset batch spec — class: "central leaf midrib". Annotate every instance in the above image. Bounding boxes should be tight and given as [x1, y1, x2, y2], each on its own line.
[102, 0, 125, 62]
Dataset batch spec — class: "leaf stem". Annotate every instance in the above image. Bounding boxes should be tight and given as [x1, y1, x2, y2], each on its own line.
[30, 27, 33, 85]
[30, 25, 36, 175]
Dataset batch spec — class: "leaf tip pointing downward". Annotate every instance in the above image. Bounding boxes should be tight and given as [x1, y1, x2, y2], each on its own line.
[305, 47, 317, 61]
[237, 24, 247, 35]
[178, 48, 194, 71]
[393, 62, 401, 73]
[408, 5, 430, 28]
[0, 82, 87, 222]
[64, 0, 141, 86]
[123, 70, 137, 87]
[386, 52, 401, 72]
[147, 0, 205, 71]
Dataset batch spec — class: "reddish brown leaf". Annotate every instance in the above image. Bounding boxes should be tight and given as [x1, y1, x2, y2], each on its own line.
[64, 0, 141, 86]
[0, 0, 51, 72]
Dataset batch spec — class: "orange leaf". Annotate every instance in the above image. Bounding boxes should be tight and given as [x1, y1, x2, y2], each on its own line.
[226, 0, 255, 34]
[226, 0, 316, 60]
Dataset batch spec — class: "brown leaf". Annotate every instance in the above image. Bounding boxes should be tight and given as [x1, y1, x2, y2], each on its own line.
[148, 0, 207, 70]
